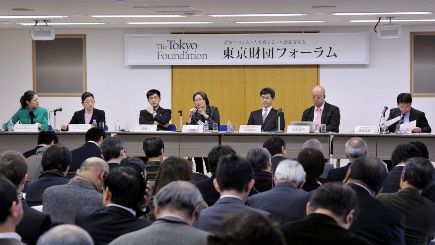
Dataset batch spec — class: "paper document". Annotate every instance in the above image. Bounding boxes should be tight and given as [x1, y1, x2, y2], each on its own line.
[384, 116, 400, 127]
[399, 120, 417, 133]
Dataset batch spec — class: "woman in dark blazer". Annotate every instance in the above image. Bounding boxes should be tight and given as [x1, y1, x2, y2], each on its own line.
[188, 91, 220, 174]
[62, 92, 105, 130]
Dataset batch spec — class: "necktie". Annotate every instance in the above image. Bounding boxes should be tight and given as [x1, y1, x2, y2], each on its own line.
[395, 114, 406, 133]
[315, 108, 322, 127]
[262, 108, 268, 122]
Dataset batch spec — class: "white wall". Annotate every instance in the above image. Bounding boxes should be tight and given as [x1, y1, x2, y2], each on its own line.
[0, 25, 434, 132]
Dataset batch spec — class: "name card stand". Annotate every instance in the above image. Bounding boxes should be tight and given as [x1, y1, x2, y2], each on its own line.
[133, 124, 158, 132]
[182, 125, 203, 133]
[287, 125, 311, 134]
[354, 126, 378, 134]
[239, 125, 262, 133]
[69, 124, 92, 132]
[13, 124, 39, 132]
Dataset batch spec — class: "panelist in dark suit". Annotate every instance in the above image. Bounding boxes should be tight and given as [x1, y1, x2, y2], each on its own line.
[188, 91, 220, 174]
[139, 89, 172, 131]
[387, 93, 431, 133]
[301, 85, 340, 133]
[62, 92, 105, 130]
[247, 87, 285, 132]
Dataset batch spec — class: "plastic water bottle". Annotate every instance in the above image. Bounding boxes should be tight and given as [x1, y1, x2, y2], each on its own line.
[203, 120, 209, 132]
[91, 119, 97, 128]
[227, 120, 232, 132]
[6, 119, 13, 132]
[115, 120, 120, 132]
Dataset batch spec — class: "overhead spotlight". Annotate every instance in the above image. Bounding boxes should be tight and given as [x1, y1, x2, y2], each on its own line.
[374, 17, 401, 39]
[30, 20, 55, 40]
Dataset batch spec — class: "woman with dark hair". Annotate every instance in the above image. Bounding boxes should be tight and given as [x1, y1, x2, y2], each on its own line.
[188, 91, 220, 174]
[297, 148, 325, 192]
[5, 90, 49, 130]
[62, 92, 106, 130]
[152, 156, 193, 195]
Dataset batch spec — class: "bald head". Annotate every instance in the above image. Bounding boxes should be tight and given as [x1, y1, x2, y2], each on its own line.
[37, 224, 93, 245]
[312, 85, 326, 108]
[77, 157, 108, 190]
[345, 137, 367, 160]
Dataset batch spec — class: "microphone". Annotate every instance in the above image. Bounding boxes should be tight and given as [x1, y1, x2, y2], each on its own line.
[276, 108, 283, 133]
[189, 108, 198, 117]
[382, 106, 388, 117]
[53, 108, 62, 113]
[277, 108, 282, 115]
[178, 110, 183, 116]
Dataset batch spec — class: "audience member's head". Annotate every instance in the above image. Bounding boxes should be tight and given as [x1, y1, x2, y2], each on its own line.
[77, 157, 109, 192]
[247, 147, 272, 173]
[307, 182, 358, 229]
[85, 127, 106, 145]
[274, 160, 306, 187]
[409, 141, 429, 159]
[0, 176, 22, 230]
[344, 157, 387, 194]
[302, 138, 323, 152]
[142, 137, 164, 160]
[101, 136, 125, 162]
[215, 154, 254, 198]
[153, 156, 192, 194]
[41, 144, 72, 173]
[207, 145, 236, 175]
[37, 131, 58, 145]
[297, 148, 325, 181]
[119, 157, 146, 178]
[103, 166, 145, 209]
[391, 143, 422, 166]
[0, 151, 27, 192]
[401, 157, 435, 191]
[345, 137, 367, 160]
[263, 137, 286, 156]
[153, 181, 205, 225]
[208, 211, 285, 245]
[37, 224, 94, 245]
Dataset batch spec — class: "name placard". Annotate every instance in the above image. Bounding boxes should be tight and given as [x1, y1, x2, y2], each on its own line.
[69, 124, 92, 132]
[182, 125, 203, 133]
[354, 126, 378, 134]
[287, 125, 311, 134]
[239, 125, 262, 133]
[13, 124, 38, 132]
[133, 124, 158, 132]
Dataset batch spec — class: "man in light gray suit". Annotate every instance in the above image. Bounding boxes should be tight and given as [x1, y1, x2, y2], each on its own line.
[247, 159, 309, 224]
[110, 181, 208, 245]
[42, 157, 108, 224]
[194, 154, 269, 234]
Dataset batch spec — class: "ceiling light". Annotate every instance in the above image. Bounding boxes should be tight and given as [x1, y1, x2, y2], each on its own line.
[236, 20, 325, 24]
[19, 22, 105, 26]
[209, 13, 306, 17]
[333, 11, 432, 16]
[0, 15, 67, 19]
[91, 14, 184, 18]
[128, 21, 212, 25]
[351, 19, 435, 23]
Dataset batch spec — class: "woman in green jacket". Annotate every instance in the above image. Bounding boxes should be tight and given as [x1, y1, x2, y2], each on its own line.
[7, 90, 49, 131]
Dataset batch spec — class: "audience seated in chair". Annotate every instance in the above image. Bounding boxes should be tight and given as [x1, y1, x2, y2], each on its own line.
[36, 224, 93, 245]
[302, 138, 333, 182]
[101, 136, 126, 171]
[263, 137, 288, 173]
[297, 147, 325, 192]
[70, 127, 106, 174]
[247, 147, 273, 193]
[23, 131, 58, 159]
[142, 137, 164, 187]
[0, 176, 25, 245]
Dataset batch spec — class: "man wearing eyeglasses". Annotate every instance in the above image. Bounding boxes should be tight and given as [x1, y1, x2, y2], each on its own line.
[139, 89, 172, 131]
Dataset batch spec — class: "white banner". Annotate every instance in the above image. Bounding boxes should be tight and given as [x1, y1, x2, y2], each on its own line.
[125, 33, 369, 65]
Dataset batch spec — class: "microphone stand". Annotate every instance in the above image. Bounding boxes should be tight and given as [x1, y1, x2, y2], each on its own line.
[178, 110, 183, 132]
[379, 111, 387, 134]
[275, 110, 283, 133]
[53, 110, 58, 131]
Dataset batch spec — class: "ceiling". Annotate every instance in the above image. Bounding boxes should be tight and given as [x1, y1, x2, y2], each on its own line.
[1, 0, 435, 29]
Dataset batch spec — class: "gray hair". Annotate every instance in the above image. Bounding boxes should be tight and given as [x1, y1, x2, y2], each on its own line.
[302, 139, 323, 152]
[246, 147, 271, 173]
[274, 159, 306, 185]
[37, 224, 93, 245]
[154, 181, 205, 216]
[345, 137, 367, 159]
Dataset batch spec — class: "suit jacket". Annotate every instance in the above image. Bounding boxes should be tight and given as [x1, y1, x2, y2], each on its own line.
[381, 165, 404, 194]
[42, 178, 104, 224]
[25, 146, 48, 181]
[76, 205, 152, 245]
[110, 216, 208, 245]
[7, 106, 49, 131]
[16, 204, 52, 245]
[189, 106, 220, 129]
[23, 145, 44, 158]
[377, 188, 435, 245]
[69, 108, 106, 125]
[247, 108, 285, 132]
[0, 238, 25, 245]
[139, 107, 172, 131]
[24, 170, 69, 206]
[349, 184, 406, 245]
[301, 102, 340, 133]
[271, 155, 288, 173]
[247, 182, 309, 224]
[422, 182, 435, 203]
[326, 162, 351, 183]
[253, 171, 273, 193]
[194, 196, 269, 234]
[196, 176, 220, 207]
[70, 141, 102, 173]
[387, 107, 431, 133]
[281, 213, 371, 245]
